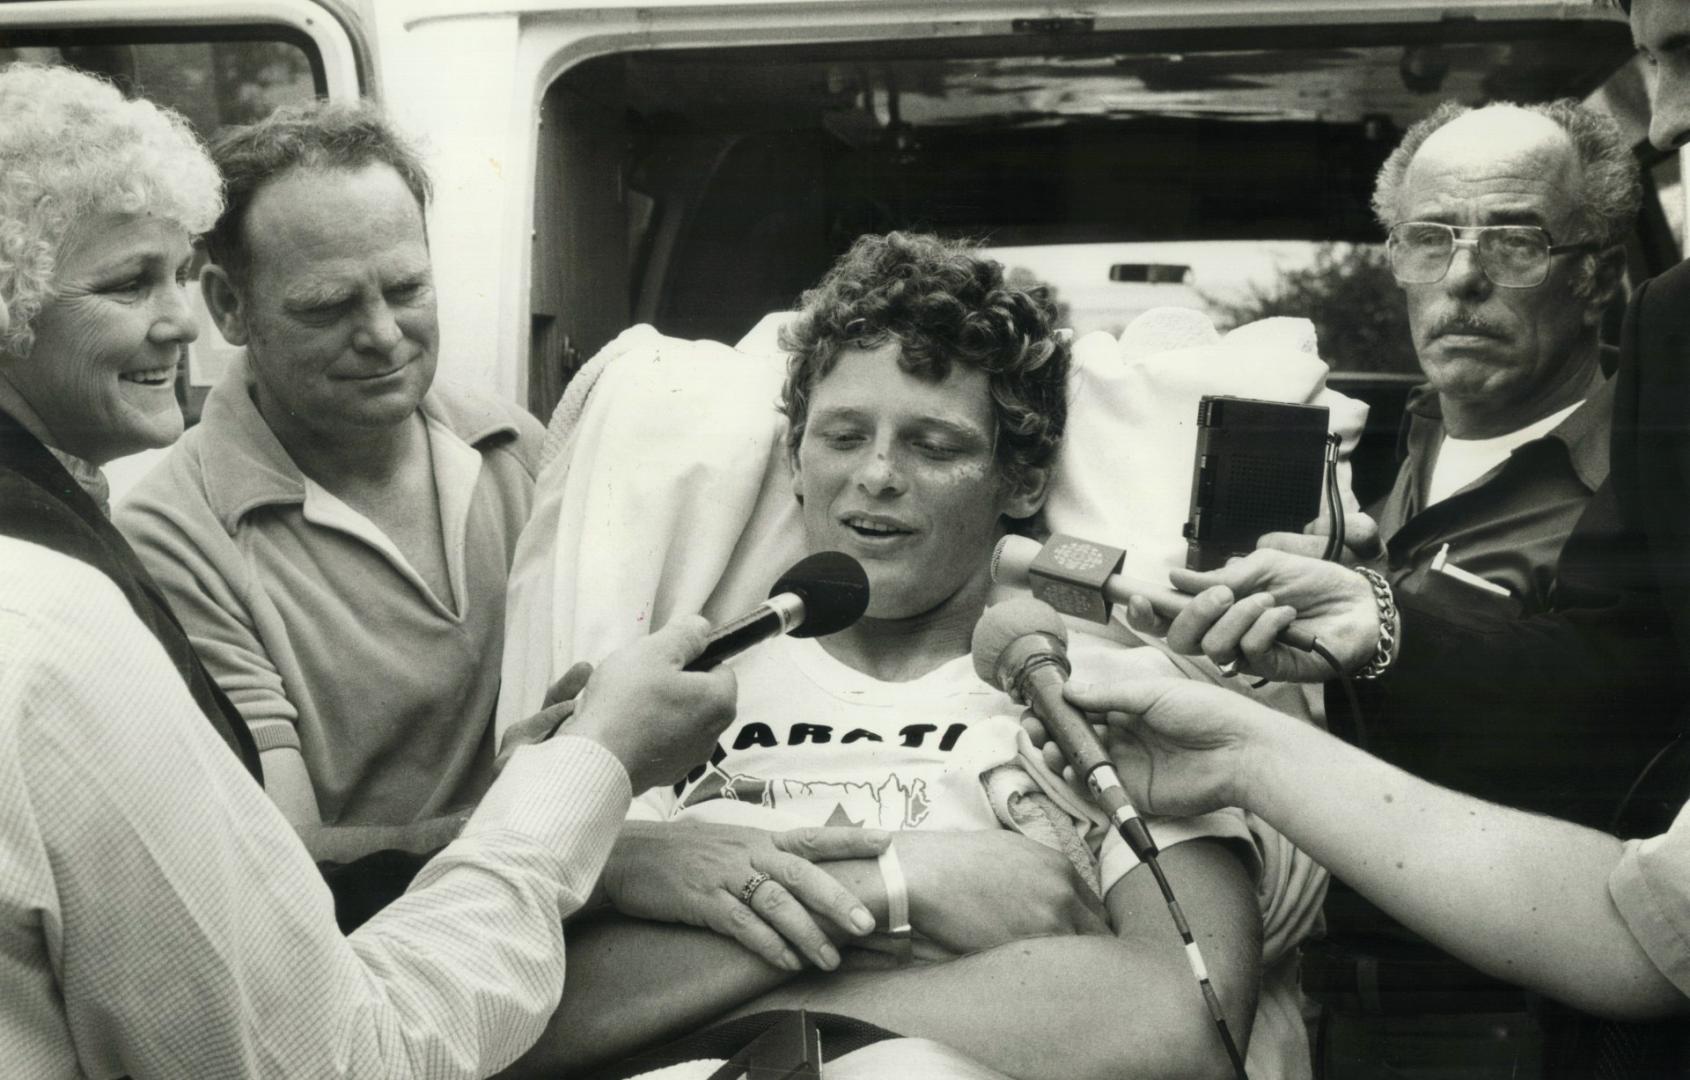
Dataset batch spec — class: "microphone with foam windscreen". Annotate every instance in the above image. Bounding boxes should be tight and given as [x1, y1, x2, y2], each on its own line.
[970, 595, 1250, 1078]
[684, 550, 870, 671]
[992, 533, 1317, 651]
[970, 596, 1155, 858]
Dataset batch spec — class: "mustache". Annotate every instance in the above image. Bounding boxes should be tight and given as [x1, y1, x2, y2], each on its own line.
[1432, 312, 1506, 339]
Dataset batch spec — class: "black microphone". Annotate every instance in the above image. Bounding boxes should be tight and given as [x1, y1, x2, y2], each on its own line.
[684, 551, 870, 671]
[970, 596, 1155, 860]
[992, 533, 1317, 651]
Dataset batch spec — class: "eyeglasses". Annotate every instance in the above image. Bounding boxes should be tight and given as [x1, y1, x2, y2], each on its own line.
[1386, 222, 1600, 289]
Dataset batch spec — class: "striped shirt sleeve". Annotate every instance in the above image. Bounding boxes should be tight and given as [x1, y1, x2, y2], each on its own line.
[0, 537, 629, 1079]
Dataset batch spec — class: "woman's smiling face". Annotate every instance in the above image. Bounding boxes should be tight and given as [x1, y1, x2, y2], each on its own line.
[7, 212, 197, 464]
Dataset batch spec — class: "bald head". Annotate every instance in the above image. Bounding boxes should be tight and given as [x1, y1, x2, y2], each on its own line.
[1386, 102, 1622, 438]
[1413, 105, 1571, 169]
[1399, 107, 1581, 240]
[1372, 99, 1638, 252]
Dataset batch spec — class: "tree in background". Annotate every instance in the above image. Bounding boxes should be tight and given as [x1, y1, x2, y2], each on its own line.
[1209, 243, 1418, 375]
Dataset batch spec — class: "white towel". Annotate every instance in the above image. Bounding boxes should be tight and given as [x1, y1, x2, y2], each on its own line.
[498, 326, 803, 739]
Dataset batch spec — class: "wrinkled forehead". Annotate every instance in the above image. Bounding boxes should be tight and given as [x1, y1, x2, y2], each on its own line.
[55, 211, 194, 272]
[1403, 112, 1581, 227]
[243, 164, 432, 281]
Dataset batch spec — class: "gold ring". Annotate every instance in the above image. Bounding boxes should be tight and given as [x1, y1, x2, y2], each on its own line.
[739, 871, 772, 905]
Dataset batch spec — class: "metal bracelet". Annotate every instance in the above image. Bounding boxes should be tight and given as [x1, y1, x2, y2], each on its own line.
[1351, 565, 1398, 680]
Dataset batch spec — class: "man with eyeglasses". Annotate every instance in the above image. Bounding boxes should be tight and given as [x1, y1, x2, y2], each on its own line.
[1315, 96, 1690, 847]
[1370, 100, 1636, 629]
[1325, 100, 1682, 837]
[1271, 98, 1687, 1070]
[1074, 6, 1690, 1066]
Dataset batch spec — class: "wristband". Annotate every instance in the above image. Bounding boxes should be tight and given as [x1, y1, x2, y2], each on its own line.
[1352, 565, 1399, 680]
[877, 840, 913, 965]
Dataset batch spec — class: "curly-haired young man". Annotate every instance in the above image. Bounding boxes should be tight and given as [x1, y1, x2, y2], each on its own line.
[519, 234, 1292, 1080]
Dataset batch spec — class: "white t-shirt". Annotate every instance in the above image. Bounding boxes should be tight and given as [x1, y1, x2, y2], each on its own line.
[631, 631, 1326, 1079]
[1426, 399, 1582, 508]
[631, 633, 1243, 898]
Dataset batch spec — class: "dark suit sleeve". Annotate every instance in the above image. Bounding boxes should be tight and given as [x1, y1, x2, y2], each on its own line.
[1375, 267, 1689, 703]
[1384, 482, 1683, 702]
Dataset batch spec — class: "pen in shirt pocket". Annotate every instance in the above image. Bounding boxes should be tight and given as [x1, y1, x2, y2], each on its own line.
[1429, 543, 1512, 598]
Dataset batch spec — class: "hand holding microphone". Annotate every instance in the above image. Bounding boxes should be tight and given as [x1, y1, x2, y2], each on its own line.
[971, 597, 1157, 859]
[972, 596, 1249, 1076]
[993, 534, 1381, 684]
[685, 550, 870, 671]
[515, 552, 871, 793]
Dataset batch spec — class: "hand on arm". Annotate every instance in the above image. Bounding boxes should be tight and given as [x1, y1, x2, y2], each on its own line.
[525, 833, 885, 1078]
[892, 824, 1110, 951]
[511, 824, 1107, 1076]
[723, 835, 1258, 1080]
[597, 820, 886, 970]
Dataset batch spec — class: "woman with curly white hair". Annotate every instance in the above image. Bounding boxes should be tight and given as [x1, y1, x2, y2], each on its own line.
[0, 62, 222, 467]
[0, 61, 262, 770]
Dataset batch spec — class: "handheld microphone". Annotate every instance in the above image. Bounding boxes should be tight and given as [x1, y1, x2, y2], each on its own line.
[971, 596, 1250, 1078]
[992, 533, 1317, 652]
[684, 551, 870, 671]
[970, 596, 1155, 860]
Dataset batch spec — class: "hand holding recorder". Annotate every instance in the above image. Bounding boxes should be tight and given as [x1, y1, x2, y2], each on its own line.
[1151, 549, 1383, 683]
[994, 533, 1382, 684]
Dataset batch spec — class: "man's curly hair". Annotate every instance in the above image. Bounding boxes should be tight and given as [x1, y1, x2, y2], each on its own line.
[778, 232, 1069, 505]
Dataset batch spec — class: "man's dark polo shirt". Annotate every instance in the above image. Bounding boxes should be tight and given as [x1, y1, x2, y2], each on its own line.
[1374, 364, 1612, 622]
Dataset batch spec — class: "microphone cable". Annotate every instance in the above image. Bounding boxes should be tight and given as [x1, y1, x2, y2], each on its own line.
[1251, 432, 1370, 746]
[1316, 432, 1372, 747]
[1319, 432, 1346, 562]
[975, 604, 1251, 1079]
[1084, 757, 1250, 1080]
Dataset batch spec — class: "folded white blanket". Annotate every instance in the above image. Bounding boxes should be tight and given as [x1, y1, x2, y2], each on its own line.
[498, 325, 802, 739]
